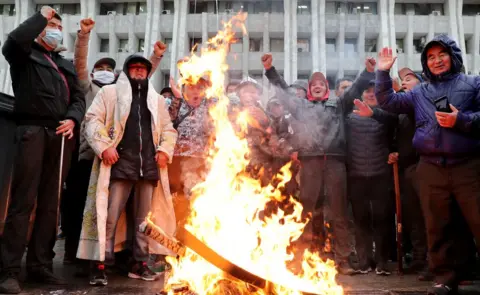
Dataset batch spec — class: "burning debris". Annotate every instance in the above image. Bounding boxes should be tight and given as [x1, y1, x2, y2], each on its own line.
[146, 12, 344, 295]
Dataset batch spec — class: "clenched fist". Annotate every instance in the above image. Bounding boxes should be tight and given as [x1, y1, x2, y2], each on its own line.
[41, 6, 56, 20]
[153, 41, 167, 57]
[261, 53, 273, 70]
[80, 18, 95, 34]
[365, 57, 376, 73]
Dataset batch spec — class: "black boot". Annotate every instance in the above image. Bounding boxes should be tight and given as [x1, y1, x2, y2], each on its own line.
[27, 266, 67, 285]
[0, 272, 21, 294]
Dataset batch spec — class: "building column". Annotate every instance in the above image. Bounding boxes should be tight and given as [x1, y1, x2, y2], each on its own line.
[406, 11, 414, 69]
[290, 0, 298, 83]
[336, 13, 345, 80]
[283, 0, 291, 84]
[473, 16, 480, 75]
[128, 14, 138, 53]
[0, 15, 6, 93]
[387, 0, 398, 77]
[170, 0, 189, 80]
[311, 0, 319, 73]
[455, 0, 468, 73]
[145, 0, 163, 89]
[358, 13, 366, 66]
[427, 14, 435, 42]
[108, 13, 117, 60]
[319, 0, 326, 74]
[170, 0, 181, 79]
[262, 12, 270, 90]
[445, 0, 458, 43]
[62, 15, 74, 53]
[378, 0, 389, 48]
[201, 12, 208, 46]
[242, 34, 249, 79]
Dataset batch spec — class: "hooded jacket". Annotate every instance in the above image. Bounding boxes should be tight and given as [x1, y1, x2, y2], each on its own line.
[110, 55, 159, 181]
[265, 67, 375, 158]
[376, 34, 480, 166]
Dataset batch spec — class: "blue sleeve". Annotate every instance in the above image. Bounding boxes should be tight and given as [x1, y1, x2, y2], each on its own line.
[375, 70, 415, 114]
[454, 77, 480, 134]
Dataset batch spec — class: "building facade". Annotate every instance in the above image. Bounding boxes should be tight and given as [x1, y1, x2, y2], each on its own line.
[1, 0, 480, 95]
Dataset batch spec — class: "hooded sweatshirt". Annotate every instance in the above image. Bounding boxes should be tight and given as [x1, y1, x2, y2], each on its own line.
[265, 67, 375, 158]
[376, 34, 480, 166]
[110, 55, 159, 181]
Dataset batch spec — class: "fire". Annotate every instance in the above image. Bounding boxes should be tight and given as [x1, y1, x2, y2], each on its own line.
[163, 13, 343, 295]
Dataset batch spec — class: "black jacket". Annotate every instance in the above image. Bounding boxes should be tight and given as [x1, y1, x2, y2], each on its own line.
[111, 55, 158, 182]
[346, 107, 397, 177]
[265, 67, 374, 159]
[2, 12, 85, 128]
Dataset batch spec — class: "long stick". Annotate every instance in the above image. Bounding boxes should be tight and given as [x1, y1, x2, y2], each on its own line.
[393, 162, 403, 274]
[56, 135, 65, 237]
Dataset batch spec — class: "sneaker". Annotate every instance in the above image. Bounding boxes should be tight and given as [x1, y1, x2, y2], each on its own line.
[57, 232, 66, 239]
[375, 263, 391, 276]
[89, 262, 108, 286]
[150, 255, 172, 275]
[0, 273, 21, 294]
[336, 261, 357, 276]
[128, 262, 157, 281]
[27, 267, 67, 285]
[427, 283, 455, 295]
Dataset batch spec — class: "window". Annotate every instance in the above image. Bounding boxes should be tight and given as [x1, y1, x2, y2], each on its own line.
[0, 4, 15, 16]
[394, 3, 405, 15]
[297, 0, 310, 14]
[249, 38, 262, 52]
[36, 4, 80, 15]
[396, 39, 404, 54]
[165, 38, 173, 52]
[298, 74, 309, 81]
[253, 1, 284, 14]
[365, 39, 377, 53]
[138, 39, 145, 52]
[163, 2, 174, 13]
[100, 39, 109, 53]
[271, 1, 284, 13]
[463, 5, 480, 16]
[189, 38, 202, 52]
[326, 38, 336, 53]
[119, 39, 129, 53]
[338, 2, 378, 15]
[345, 38, 357, 56]
[414, 4, 443, 16]
[270, 39, 284, 52]
[99, 3, 116, 15]
[123, 2, 147, 15]
[465, 37, 472, 54]
[225, 2, 233, 10]
[138, 2, 147, 14]
[326, 75, 336, 90]
[163, 74, 170, 88]
[297, 39, 310, 53]
[189, 1, 207, 13]
[229, 72, 242, 81]
[413, 37, 427, 54]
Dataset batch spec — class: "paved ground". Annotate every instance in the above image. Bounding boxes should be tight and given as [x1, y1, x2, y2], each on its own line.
[9, 241, 480, 295]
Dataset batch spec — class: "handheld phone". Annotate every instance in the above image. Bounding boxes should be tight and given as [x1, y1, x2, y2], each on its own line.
[434, 96, 452, 113]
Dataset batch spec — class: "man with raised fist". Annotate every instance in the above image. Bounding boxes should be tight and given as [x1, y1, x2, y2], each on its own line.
[0, 6, 85, 293]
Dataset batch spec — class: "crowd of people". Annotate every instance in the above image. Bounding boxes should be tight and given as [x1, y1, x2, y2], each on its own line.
[0, 6, 479, 295]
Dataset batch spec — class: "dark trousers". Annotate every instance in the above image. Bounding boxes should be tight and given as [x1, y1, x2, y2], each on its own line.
[401, 164, 427, 263]
[63, 159, 93, 259]
[298, 156, 350, 262]
[349, 174, 394, 265]
[0, 126, 74, 274]
[417, 159, 480, 286]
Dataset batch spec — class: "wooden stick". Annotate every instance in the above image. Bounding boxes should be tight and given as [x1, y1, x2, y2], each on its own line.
[393, 162, 403, 274]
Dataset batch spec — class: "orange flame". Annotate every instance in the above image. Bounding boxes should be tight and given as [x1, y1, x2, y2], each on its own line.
[163, 13, 343, 295]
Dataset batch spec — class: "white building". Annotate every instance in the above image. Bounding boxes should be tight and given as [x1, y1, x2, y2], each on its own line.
[1, 0, 480, 94]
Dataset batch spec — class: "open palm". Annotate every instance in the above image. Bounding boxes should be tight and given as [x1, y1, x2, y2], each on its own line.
[378, 47, 397, 71]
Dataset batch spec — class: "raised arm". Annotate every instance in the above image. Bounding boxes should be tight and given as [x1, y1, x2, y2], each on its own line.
[74, 18, 95, 88]
[375, 47, 415, 114]
[2, 7, 56, 63]
[148, 41, 167, 77]
[339, 57, 376, 114]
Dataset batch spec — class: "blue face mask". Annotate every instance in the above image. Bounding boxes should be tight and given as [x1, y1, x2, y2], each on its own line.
[42, 29, 63, 49]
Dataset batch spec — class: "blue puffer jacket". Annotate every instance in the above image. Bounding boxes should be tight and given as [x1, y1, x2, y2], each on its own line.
[376, 34, 480, 166]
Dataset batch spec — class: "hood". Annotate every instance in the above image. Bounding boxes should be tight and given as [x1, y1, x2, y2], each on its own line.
[307, 72, 330, 101]
[122, 54, 153, 78]
[420, 34, 463, 81]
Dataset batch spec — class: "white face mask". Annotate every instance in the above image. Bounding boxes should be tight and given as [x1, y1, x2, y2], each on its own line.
[42, 28, 63, 49]
[92, 70, 115, 84]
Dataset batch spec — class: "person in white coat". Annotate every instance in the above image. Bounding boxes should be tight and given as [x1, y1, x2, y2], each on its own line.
[77, 54, 177, 286]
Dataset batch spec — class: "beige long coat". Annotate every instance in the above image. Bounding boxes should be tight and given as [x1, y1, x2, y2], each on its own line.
[77, 73, 178, 261]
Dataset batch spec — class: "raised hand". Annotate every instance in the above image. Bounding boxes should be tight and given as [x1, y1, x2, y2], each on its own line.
[41, 6, 56, 20]
[153, 41, 167, 57]
[365, 57, 376, 73]
[80, 18, 95, 34]
[378, 47, 397, 71]
[169, 77, 182, 98]
[261, 53, 273, 70]
[353, 99, 373, 117]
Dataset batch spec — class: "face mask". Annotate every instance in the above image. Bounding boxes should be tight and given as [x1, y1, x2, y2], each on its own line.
[93, 70, 115, 85]
[42, 29, 63, 49]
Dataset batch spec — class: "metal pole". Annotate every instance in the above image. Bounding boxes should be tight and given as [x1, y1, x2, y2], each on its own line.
[393, 162, 403, 274]
[56, 135, 65, 237]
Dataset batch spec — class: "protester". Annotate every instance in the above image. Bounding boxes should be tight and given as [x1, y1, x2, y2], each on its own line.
[161, 87, 173, 106]
[334, 78, 353, 98]
[226, 81, 239, 94]
[375, 35, 480, 295]
[0, 6, 86, 293]
[346, 81, 397, 276]
[77, 55, 177, 285]
[168, 76, 214, 227]
[61, 18, 167, 270]
[262, 53, 376, 275]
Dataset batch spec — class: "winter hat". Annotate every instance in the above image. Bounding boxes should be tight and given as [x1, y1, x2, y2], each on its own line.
[290, 80, 308, 92]
[307, 72, 330, 102]
[93, 57, 116, 71]
[398, 67, 423, 83]
[236, 77, 263, 94]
